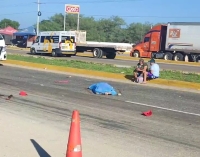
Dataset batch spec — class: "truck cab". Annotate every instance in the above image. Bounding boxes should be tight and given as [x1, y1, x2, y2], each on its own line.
[130, 25, 167, 58]
[0, 34, 7, 61]
[30, 31, 76, 57]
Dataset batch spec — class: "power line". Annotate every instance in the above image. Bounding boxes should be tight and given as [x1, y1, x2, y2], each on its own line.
[44, 0, 141, 4]
[0, 0, 140, 8]
[0, 0, 196, 8]
[0, 11, 200, 19]
[0, 2, 34, 8]
[0, 11, 36, 16]
[76, 14, 200, 19]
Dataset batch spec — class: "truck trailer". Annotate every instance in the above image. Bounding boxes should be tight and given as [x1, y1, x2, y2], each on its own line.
[72, 30, 132, 59]
[130, 22, 200, 62]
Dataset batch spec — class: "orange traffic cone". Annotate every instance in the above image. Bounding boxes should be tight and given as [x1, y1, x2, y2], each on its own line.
[66, 110, 82, 157]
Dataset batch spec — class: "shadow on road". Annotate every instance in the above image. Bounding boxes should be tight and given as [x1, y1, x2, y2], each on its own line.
[30, 139, 51, 157]
[26, 53, 50, 57]
[124, 75, 133, 81]
[125, 74, 154, 82]
[26, 52, 70, 58]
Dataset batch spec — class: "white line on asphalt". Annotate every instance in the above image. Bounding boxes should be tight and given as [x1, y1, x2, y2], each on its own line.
[125, 100, 200, 117]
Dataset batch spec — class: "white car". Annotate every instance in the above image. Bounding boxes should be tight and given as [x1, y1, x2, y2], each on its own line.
[0, 34, 7, 61]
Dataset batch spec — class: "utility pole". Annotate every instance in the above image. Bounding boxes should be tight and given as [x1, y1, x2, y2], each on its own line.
[37, 0, 40, 35]
[34, 0, 44, 35]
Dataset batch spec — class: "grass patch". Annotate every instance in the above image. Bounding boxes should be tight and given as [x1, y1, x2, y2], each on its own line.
[7, 54, 200, 83]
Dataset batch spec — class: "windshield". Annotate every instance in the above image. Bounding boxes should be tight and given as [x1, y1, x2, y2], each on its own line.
[135, 41, 142, 45]
[0, 34, 4, 40]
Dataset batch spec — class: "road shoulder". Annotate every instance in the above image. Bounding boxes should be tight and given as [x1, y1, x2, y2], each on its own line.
[3, 60, 200, 94]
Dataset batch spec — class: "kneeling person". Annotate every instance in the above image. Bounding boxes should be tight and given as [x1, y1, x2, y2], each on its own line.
[147, 58, 160, 80]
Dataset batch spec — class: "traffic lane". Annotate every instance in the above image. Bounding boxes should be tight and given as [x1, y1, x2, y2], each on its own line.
[7, 47, 130, 56]
[7, 48, 200, 73]
[1, 64, 200, 117]
[0, 66, 200, 156]
[2, 89, 199, 157]
[1, 66, 200, 156]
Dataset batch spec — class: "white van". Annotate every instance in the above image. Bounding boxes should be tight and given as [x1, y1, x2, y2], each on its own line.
[0, 34, 7, 61]
[30, 31, 76, 57]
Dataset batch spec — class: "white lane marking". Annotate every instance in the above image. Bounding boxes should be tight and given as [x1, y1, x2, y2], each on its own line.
[125, 101, 200, 117]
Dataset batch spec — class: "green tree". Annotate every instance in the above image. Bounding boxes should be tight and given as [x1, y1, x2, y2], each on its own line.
[37, 13, 158, 43]
[79, 16, 98, 41]
[96, 16, 126, 42]
[126, 22, 152, 43]
[0, 18, 20, 29]
[39, 20, 62, 31]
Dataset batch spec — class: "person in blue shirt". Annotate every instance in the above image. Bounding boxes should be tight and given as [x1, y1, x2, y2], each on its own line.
[143, 58, 160, 83]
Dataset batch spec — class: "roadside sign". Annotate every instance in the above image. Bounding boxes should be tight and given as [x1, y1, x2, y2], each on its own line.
[65, 4, 80, 14]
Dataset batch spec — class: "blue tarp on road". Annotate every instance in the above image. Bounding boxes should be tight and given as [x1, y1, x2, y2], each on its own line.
[13, 26, 36, 36]
[88, 82, 118, 96]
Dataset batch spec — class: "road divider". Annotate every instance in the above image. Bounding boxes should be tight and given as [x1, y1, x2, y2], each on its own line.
[4, 54, 200, 91]
[76, 53, 200, 66]
[7, 47, 200, 66]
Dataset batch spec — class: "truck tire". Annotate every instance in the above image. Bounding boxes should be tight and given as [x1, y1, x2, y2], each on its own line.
[106, 52, 116, 59]
[51, 50, 57, 57]
[163, 52, 173, 60]
[30, 48, 36, 55]
[93, 48, 103, 58]
[151, 52, 156, 58]
[173, 53, 184, 61]
[132, 51, 140, 58]
[72, 52, 77, 56]
[66, 54, 72, 57]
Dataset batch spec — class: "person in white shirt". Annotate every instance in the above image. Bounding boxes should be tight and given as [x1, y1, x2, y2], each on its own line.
[143, 58, 160, 83]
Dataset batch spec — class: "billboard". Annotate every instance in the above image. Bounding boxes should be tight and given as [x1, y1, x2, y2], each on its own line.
[65, 4, 80, 14]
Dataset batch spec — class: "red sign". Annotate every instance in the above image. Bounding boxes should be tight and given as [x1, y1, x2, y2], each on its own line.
[65, 4, 80, 14]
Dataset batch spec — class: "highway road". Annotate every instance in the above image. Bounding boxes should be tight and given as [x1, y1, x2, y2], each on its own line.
[7, 48, 200, 73]
[0, 65, 200, 156]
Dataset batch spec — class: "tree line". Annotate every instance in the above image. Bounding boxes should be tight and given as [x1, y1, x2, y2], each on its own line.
[0, 18, 20, 30]
[0, 14, 164, 43]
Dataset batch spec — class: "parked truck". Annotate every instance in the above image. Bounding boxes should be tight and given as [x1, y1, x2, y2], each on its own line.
[72, 30, 132, 59]
[31, 30, 133, 59]
[130, 22, 200, 62]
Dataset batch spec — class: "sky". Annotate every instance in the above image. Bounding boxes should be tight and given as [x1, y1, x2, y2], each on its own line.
[0, 0, 200, 29]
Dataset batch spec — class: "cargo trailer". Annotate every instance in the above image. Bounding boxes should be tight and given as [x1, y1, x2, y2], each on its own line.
[130, 22, 200, 62]
[72, 30, 132, 59]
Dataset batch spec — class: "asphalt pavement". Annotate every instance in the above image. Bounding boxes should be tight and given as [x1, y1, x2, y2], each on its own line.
[0, 65, 200, 156]
[7, 48, 200, 73]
